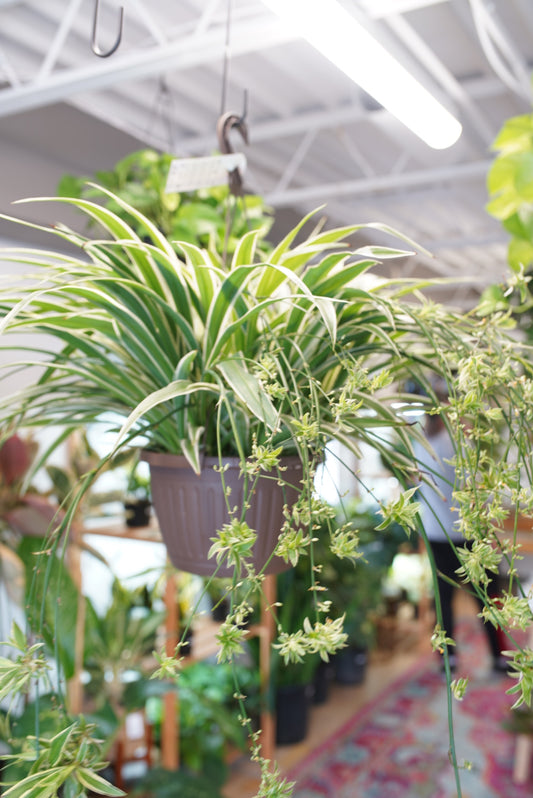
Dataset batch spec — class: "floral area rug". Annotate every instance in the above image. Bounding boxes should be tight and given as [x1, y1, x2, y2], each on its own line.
[288, 618, 530, 797]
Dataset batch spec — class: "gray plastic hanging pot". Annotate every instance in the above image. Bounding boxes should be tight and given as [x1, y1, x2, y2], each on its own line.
[141, 451, 302, 577]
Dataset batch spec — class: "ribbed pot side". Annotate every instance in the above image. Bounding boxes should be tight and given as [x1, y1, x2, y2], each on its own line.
[141, 451, 302, 577]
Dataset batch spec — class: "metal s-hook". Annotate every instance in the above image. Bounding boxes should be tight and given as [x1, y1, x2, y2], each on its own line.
[216, 92, 249, 196]
[91, 0, 124, 58]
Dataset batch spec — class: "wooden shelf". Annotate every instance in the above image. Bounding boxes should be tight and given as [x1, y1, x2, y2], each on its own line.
[75, 516, 276, 772]
[81, 516, 162, 543]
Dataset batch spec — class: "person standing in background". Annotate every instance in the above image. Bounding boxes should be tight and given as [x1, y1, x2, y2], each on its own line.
[414, 391, 506, 673]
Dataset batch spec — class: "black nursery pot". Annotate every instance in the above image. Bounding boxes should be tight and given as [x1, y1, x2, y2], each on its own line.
[313, 659, 335, 705]
[334, 646, 368, 686]
[124, 499, 152, 528]
[275, 683, 313, 745]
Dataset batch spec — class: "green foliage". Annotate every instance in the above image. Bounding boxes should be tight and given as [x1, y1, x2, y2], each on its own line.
[144, 660, 256, 787]
[176, 661, 250, 779]
[17, 537, 81, 680]
[57, 148, 274, 258]
[82, 579, 166, 712]
[483, 111, 533, 338]
[316, 504, 407, 647]
[2, 184, 533, 796]
[130, 765, 225, 798]
[1, 714, 124, 798]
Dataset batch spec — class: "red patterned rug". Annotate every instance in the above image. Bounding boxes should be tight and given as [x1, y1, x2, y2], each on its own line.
[288, 619, 530, 797]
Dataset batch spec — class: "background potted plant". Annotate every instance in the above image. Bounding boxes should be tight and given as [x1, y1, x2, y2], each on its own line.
[57, 148, 274, 260]
[268, 565, 322, 746]
[123, 458, 152, 528]
[44, 429, 133, 523]
[316, 501, 408, 685]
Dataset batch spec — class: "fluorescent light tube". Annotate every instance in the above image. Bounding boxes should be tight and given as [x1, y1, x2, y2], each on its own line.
[261, 0, 462, 149]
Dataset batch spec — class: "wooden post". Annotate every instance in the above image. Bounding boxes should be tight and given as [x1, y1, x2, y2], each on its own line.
[66, 523, 85, 714]
[259, 573, 276, 760]
[161, 570, 179, 770]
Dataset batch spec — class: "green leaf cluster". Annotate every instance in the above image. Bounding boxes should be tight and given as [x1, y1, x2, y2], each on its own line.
[56, 148, 274, 258]
[2, 715, 124, 798]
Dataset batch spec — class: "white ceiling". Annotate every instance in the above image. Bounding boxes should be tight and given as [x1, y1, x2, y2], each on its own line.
[0, 0, 531, 307]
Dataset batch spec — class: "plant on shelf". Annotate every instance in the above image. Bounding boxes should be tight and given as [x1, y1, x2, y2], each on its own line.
[0, 185, 533, 798]
[83, 579, 166, 721]
[316, 502, 408, 683]
[123, 457, 152, 528]
[0, 433, 61, 543]
[142, 659, 258, 792]
[45, 429, 134, 522]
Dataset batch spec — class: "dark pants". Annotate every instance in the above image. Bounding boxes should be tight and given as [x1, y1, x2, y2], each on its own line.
[429, 539, 501, 660]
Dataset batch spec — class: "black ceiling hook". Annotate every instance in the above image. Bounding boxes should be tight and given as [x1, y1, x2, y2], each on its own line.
[91, 0, 124, 58]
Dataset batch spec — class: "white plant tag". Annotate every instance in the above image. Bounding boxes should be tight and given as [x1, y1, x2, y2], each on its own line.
[165, 153, 247, 193]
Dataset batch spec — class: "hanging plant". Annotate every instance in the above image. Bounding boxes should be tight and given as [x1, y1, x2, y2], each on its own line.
[57, 148, 274, 258]
[0, 187, 532, 798]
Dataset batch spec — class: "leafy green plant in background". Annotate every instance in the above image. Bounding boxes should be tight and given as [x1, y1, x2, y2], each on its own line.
[45, 430, 134, 520]
[486, 113, 533, 273]
[316, 502, 408, 649]
[0, 185, 533, 798]
[481, 111, 533, 337]
[57, 148, 274, 259]
[82, 579, 165, 718]
[146, 660, 256, 787]
[130, 765, 225, 798]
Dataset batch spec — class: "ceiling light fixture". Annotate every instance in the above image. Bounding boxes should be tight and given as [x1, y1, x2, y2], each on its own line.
[261, 0, 462, 150]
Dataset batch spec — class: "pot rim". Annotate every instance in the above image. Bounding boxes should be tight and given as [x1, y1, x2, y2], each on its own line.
[140, 449, 302, 470]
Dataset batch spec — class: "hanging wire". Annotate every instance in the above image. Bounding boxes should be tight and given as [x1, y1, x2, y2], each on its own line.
[468, 0, 531, 104]
[220, 0, 233, 117]
[218, 0, 252, 263]
[143, 78, 178, 153]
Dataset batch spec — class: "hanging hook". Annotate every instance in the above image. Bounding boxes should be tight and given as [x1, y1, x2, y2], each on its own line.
[91, 0, 124, 58]
[216, 91, 249, 196]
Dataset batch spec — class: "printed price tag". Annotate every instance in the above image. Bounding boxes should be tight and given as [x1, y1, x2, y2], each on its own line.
[165, 153, 247, 193]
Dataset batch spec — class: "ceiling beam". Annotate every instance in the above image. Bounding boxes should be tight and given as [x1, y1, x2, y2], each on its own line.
[0, 13, 293, 118]
[171, 71, 507, 157]
[360, 0, 448, 16]
[265, 159, 492, 206]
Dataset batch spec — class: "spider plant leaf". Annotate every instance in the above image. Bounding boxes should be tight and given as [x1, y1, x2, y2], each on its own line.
[179, 426, 205, 475]
[204, 263, 257, 355]
[230, 227, 260, 268]
[115, 380, 218, 451]
[76, 767, 126, 796]
[175, 241, 218, 320]
[2, 767, 72, 798]
[216, 357, 278, 430]
[308, 260, 377, 296]
[354, 245, 414, 259]
[48, 723, 77, 767]
[14, 194, 141, 245]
